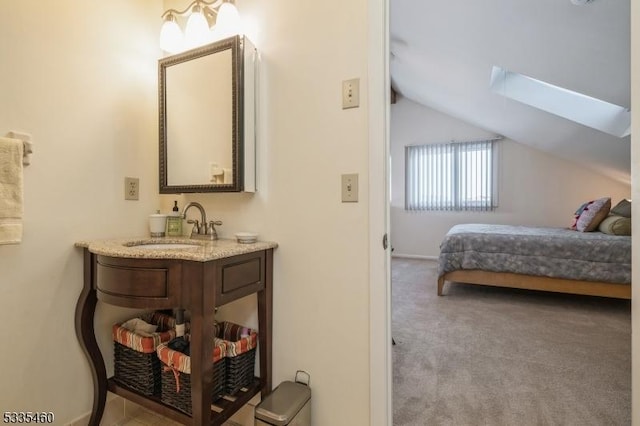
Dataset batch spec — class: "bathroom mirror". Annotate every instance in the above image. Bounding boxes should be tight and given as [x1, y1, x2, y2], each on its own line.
[159, 35, 256, 193]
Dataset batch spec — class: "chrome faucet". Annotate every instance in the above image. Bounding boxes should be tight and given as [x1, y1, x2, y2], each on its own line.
[181, 201, 222, 240]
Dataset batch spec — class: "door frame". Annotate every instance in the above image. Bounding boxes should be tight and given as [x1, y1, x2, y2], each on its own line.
[368, 0, 391, 423]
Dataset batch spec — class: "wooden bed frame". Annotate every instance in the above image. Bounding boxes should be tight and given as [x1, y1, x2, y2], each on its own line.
[438, 270, 631, 299]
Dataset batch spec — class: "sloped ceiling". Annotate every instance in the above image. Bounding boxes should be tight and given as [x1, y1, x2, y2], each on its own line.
[390, 0, 630, 184]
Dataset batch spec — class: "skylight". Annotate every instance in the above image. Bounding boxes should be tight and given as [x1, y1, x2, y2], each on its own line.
[489, 66, 630, 138]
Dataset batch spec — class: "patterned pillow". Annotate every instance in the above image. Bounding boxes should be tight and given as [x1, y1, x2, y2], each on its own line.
[570, 197, 611, 232]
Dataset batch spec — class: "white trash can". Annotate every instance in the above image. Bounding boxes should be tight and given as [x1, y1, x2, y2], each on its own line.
[255, 372, 311, 426]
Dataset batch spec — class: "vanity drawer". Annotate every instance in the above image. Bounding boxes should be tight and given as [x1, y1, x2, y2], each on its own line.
[95, 256, 181, 308]
[216, 251, 265, 305]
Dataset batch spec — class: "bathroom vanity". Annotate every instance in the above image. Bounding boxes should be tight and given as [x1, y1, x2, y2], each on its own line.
[75, 238, 277, 425]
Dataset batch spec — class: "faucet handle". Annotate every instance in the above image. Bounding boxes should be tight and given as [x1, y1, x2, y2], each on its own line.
[207, 220, 222, 240]
[187, 219, 200, 236]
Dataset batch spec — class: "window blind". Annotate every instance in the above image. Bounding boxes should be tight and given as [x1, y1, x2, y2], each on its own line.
[405, 139, 498, 211]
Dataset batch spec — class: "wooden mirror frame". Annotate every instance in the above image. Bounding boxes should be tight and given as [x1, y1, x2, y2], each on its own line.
[159, 35, 245, 193]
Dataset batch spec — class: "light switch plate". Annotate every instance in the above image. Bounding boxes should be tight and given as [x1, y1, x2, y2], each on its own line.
[342, 78, 360, 109]
[341, 173, 358, 202]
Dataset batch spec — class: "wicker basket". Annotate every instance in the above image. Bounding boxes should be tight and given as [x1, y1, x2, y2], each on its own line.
[157, 337, 227, 415]
[113, 312, 184, 396]
[215, 321, 258, 395]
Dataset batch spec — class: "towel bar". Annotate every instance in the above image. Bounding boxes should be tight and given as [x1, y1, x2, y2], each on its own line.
[5, 131, 33, 166]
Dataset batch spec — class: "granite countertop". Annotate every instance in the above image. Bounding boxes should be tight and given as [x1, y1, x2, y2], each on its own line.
[75, 237, 278, 262]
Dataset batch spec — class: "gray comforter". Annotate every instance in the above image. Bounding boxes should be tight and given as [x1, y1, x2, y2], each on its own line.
[438, 224, 631, 284]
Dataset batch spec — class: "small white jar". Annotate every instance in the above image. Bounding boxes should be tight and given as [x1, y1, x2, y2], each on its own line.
[149, 212, 168, 237]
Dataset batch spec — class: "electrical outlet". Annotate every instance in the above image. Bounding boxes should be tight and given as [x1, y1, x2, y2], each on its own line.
[341, 173, 358, 202]
[124, 177, 139, 200]
[342, 78, 360, 109]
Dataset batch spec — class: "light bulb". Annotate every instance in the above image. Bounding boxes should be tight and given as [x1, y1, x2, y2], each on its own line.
[184, 5, 210, 48]
[159, 14, 183, 53]
[216, 2, 241, 38]
[209, 25, 222, 42]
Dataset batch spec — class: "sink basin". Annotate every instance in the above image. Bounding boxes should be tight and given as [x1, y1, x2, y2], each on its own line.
[128, 243, 200, 250]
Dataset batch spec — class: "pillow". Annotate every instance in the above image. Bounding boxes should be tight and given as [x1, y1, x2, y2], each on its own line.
[570, 197, 611, 232]
[598, 215, 631, 236]
[610, 199, 631, 218]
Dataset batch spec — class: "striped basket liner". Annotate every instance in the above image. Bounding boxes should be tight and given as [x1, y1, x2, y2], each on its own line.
[113, 311, 184, 396]
[214, 321, 258, 395]
[113, 312, 183, 353]
[214, 321, 258, 356]
[156, 336, 226, 375]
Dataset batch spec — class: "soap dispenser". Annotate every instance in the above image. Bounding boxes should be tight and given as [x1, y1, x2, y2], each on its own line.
[166, 201, 183, 237]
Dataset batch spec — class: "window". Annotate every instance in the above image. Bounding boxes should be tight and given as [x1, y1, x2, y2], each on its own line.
[405, 139, 498, 211]
[490, 66, 630, 138]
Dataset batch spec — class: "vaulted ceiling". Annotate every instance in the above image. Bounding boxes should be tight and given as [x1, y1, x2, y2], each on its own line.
[390, 0, 630, 184]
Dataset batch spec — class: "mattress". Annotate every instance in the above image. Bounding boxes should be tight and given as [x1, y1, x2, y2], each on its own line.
[438, 224, 631, 284]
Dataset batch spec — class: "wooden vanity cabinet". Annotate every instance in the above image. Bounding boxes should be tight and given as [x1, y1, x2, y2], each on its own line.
[75, 248, 273, 426]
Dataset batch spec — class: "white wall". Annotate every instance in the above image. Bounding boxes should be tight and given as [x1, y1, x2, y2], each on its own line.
[391, 97, 632, 257]
[161, 1, 374, 425]
[0, 1, 162, 423]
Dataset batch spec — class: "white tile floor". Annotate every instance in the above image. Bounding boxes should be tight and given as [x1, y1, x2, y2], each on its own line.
[66, 382, 273, 425]
[67, 392, 255, 425]
[114, 402, 181, 425]
[112, 399, 249, 426]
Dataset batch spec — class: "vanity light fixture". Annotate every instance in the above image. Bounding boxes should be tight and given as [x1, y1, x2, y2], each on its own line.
[160, 0, 241, 54]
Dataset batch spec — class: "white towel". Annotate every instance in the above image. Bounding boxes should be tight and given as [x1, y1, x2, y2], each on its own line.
[0, 137, 23, 244]
[121, 318, 159, 337]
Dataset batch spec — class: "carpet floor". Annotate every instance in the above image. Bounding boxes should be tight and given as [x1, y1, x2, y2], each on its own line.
[391, 258, 631, 426]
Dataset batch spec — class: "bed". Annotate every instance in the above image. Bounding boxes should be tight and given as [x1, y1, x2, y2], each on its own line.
[437, 224, 631, 299]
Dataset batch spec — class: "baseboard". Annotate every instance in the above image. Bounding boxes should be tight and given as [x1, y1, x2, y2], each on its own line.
[66, 394, 124, 426]
[392, 253, 439, 261]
